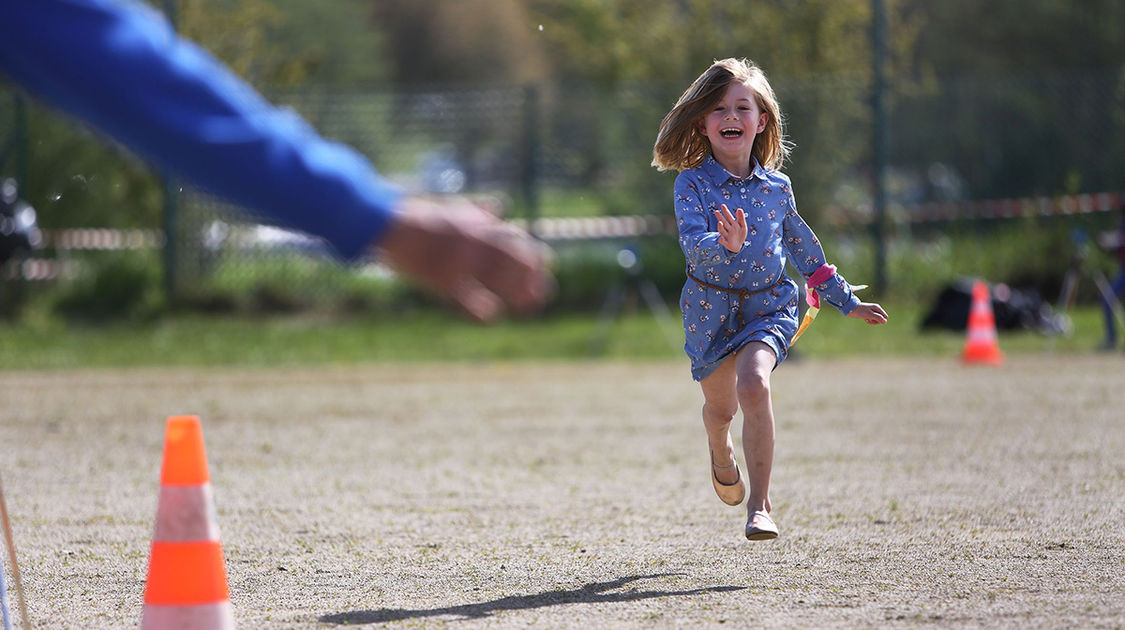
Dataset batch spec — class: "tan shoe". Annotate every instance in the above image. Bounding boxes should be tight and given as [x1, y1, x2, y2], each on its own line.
[710, 449, 746, 506]
[745, 510, 779, 541]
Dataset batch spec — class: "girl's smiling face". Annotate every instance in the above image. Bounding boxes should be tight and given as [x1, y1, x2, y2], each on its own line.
[698, 82, 767, 176]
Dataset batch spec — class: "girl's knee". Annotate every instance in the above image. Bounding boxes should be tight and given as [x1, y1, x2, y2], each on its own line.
[702, 401, 737, 426]
[735, 371, 770, 406]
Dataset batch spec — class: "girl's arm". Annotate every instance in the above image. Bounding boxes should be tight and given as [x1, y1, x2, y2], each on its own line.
[780, 186, 861, 315]
[674, 173, 744, 269]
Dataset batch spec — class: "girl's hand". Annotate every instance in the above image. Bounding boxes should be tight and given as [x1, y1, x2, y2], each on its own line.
[847, 302, 889, 325]
[715, 204, 748, 253]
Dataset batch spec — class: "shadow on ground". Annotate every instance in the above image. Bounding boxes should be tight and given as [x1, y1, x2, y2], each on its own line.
[319, 573, 745, 625]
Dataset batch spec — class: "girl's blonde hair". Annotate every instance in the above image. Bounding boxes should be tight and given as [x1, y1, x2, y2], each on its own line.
[652, 58, 790, 173]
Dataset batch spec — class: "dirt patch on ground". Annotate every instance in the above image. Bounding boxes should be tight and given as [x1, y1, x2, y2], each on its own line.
[1, 356, 1123, 628]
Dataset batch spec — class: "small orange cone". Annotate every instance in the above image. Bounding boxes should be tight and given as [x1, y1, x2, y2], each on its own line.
[961, 280, 1004, 366]
[140, 415, 235, 629]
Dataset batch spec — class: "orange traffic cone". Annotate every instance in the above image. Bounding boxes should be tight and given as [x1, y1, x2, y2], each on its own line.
[140, 415, 235, 629]
[961, 280, 1004, 366]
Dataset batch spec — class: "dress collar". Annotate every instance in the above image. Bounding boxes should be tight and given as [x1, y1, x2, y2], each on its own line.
[701, 154, 766, 187]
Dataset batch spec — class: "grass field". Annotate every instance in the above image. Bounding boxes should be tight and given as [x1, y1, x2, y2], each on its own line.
[1, 354, 1122, 628]
[0, 303, 1112, 369]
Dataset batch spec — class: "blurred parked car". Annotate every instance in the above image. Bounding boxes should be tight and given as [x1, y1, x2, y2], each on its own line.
[0, 177, 40, 266]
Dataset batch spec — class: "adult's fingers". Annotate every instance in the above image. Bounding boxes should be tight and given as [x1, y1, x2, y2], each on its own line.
[471, 228, 555, 314]
[378, 197, 555, 320]
[448, 276, 504, 323]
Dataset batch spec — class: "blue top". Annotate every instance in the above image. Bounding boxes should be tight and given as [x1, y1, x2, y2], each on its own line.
[0, 0, 400, 261]
[675, 155, 860, 380]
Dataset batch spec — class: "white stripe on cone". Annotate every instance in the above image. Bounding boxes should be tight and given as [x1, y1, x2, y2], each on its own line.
[141, 601, 235, 629]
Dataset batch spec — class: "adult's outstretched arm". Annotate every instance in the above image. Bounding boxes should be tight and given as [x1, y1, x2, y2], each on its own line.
[0, 0, 554, 319]
[0, 0, 396, 261]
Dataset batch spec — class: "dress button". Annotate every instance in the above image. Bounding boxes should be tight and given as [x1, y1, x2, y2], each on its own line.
[740, 188, 746, 192]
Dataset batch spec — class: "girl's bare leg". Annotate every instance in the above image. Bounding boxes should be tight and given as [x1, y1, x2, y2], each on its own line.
[734, 341, 777, 515]
[699, 355, 739, 484]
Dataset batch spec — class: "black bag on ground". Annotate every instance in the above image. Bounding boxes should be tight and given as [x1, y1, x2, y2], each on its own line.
[921, 278, 1065, 334]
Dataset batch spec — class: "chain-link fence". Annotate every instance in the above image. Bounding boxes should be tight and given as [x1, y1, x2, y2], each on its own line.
[2, 67, 1123, 310]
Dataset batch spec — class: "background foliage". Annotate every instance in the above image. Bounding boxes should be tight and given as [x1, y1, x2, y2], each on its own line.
[1, 0, 1123, 327]
[8, 0, 1122, 227]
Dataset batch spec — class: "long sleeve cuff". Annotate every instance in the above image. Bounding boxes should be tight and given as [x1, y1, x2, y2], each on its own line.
[807, 264, 861, 315]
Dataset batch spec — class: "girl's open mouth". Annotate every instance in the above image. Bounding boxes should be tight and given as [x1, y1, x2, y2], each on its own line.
[720, 127, 743, 138]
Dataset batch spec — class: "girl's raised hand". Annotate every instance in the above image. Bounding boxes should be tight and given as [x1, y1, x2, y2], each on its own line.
[715, 204, 748, 253]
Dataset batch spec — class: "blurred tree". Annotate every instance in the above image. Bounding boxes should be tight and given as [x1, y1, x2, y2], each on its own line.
[893, 0, 1125, 199]
[371, 0, 548, 84]
[527, 0, 904, 84]
[179, 0, 388, 87]
[903, 0, 1124, 77]
[13, 0, 1124, 231]
[19, 112, 162, 229]
[525, 0, 920, 221]
[176, 0, 287, 84]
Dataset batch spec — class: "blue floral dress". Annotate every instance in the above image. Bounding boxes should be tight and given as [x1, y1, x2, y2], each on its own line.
[675, 156, 860, 381]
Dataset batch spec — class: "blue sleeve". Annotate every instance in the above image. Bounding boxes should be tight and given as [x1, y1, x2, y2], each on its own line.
[674, 171, 742, 270]
[0, 0, 400, 261]
[779, 182, 860, 315]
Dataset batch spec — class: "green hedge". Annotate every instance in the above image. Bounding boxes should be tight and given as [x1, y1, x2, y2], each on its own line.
[17, 211, 1122, 325]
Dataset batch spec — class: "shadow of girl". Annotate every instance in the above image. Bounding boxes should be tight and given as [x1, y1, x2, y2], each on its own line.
[318, 573, 746, 625]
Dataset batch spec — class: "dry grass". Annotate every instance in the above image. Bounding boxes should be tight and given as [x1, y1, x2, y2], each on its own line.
[1, 356, 1123, 628]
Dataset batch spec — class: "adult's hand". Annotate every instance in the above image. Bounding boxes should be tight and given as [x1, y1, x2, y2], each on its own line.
[377, 196, 555, 322]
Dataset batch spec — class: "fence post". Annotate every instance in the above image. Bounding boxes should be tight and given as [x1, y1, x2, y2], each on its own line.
[522, 84, 540, 239]
[162, 179, 178, 300]
[12, 96, 28, 198]
[0, 92, 30, 197]
[871, 0, 889, 295]
[162, 0, 179, 301]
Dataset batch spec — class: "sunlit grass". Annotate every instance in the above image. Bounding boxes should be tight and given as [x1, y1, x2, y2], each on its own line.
[0, 303, 1110, 370]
